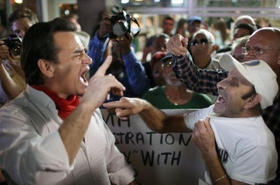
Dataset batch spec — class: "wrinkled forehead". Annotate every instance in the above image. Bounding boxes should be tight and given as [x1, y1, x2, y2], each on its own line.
[247, 29, 279, 46]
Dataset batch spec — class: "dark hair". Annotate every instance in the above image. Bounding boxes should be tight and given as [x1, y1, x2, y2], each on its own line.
[176, 18, 187, 29]
[163, 16, 174, 24]
[241, 86, 262, 115]
[21, 18, 76, 85]
[8, 7, 38, 26]
[214, 20, 229, 44]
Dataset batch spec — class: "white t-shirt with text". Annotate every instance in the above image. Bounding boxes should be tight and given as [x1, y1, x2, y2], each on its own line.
[184, 105, 277, 184]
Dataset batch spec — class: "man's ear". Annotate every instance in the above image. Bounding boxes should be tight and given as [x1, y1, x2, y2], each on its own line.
[244, 94, 261, 110]
[37, 59, 55, 78]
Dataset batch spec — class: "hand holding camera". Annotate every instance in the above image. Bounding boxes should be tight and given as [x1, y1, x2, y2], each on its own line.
[0, 34, 22, 63]
[115, 33, 133, 55]
[98, 16, 113, 39]
[0, 41, 10, 62]
[99, 6, 140, 39]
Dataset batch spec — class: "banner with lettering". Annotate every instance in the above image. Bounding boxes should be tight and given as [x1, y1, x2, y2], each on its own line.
[102, 109, 206, 185]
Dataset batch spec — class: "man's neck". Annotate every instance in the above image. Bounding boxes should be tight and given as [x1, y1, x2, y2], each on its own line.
[193, 56, 211, 69]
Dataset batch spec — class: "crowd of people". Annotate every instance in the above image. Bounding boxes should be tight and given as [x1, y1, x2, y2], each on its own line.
[0, 5, 279, 185]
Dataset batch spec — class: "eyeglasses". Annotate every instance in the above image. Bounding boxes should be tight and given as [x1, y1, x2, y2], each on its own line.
[190, 38, 210, 46]
[242, 46, 280, 56]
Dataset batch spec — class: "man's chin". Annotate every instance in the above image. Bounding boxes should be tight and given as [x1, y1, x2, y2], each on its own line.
[213, 104, 223, 116]
[77, 93, 84, 97]
[77, 89, 85, 97]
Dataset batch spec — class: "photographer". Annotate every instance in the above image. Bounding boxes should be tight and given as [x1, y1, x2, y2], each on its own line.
[0, 7, 38, 106]
[88, 12, 149, 101]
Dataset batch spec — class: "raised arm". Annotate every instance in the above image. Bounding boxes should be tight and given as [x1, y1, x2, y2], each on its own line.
[118, 34, 150, 96]
[103, 97, 190, 133]
[0, 41, 26, 99]
[88, 16, 111, 76]
[59, 56, 125, 165]
[166, 34, 228, 96]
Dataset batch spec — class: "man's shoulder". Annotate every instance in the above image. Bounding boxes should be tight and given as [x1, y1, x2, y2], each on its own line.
[0, 93, 27, 113]
[0, 88, 48, 122]
[0, 97, 35, 120]
[219, 116, 275, 151]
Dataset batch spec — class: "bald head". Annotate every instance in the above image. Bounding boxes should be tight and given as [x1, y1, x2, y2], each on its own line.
[250, 27, 280, 49]
[245, 27, 280, 82]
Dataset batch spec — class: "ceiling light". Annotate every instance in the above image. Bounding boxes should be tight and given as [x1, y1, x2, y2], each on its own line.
[15, 0, 23, 4]
[171, 0, 183, 5]
[121, 0, 129, 3]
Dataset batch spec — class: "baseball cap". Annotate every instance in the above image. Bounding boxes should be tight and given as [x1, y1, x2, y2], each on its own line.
[219, 53, 278, 109]
[188, 16, 202, 25]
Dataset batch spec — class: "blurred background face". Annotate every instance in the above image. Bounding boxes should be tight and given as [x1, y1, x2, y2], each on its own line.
[153, 36, 168, 53]
[232, 42, 246, 62]
[151, 61, 165, 86]
[162, 19, 174, 35]
[187, 21, 201, 36]
[11, 17, 33, 38]
[233, 28, 251, 40]
[190, 33, 213, 59]
[162, 60, 182, 86]
[176, 23, 188, 36]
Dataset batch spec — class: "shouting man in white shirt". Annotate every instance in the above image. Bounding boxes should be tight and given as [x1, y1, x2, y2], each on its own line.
[104, 53, 278, 185]
[0, 18, 137, 185]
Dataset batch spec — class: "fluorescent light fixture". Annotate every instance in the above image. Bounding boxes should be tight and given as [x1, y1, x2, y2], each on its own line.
[121, 0, 129, 3]
[171, 0, 183, 5]
[154, 0, 160, 2]
[15, 0, 23, 4]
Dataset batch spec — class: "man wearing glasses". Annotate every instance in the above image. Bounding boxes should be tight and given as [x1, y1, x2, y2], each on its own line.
[167, 27, 280, 184]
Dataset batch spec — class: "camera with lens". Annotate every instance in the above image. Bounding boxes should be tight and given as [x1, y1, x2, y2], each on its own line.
[108, 6, 140, 39]
[1, 34, 22, 56]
